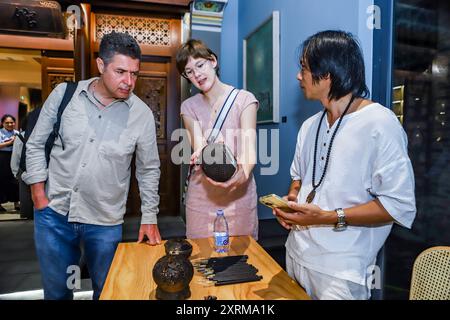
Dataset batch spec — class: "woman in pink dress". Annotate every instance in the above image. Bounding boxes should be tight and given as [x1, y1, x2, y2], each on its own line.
[176, 39, 259, 240]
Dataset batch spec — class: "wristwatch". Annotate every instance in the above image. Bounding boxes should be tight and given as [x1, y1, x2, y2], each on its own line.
[333, 208, 347, 231]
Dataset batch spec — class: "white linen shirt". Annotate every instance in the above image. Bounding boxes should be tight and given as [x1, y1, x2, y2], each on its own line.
[0, 128, 18, 152]
[286, 103, 416, 285]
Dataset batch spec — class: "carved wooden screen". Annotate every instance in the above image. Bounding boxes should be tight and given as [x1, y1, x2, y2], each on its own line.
[95, 14, 172, 47]
[135, 76, 166, 140]
[127, 59, 179, 217]
[41, 57, 74, 100]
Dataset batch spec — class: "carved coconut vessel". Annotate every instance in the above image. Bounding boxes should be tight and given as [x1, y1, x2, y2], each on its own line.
[201, 143, 237, 183]
[152, 239, 194, 300]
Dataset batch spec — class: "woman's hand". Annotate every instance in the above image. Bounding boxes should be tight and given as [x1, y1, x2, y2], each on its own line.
[2, 136, 15, 147]
[204, 164, 248, 193]
[190, 149, 202, 166]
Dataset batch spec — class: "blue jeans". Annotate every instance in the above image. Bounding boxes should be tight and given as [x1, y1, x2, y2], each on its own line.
[34, 206, 122, 300]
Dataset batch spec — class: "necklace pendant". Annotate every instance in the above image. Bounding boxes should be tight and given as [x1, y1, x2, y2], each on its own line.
[306, 190, 316, 203]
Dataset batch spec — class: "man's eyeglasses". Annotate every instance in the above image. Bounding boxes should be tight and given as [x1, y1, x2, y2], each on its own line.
[182, 60, 209, 79]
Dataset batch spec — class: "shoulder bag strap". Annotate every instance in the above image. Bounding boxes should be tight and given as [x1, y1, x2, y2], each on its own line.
[206, 88, 239, 144]
[44, 81, 78, 165]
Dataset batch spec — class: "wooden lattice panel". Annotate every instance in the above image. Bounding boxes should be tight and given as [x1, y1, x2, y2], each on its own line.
[49, 73, 75, 90]
[95, 14, 171, 46]
[134, 76, 166, 139]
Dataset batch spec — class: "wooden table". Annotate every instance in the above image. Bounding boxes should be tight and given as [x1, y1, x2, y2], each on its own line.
[100, 236, 310, 300]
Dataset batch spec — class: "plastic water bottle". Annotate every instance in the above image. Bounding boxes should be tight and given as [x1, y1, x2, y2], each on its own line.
[214, 209, 229, 253]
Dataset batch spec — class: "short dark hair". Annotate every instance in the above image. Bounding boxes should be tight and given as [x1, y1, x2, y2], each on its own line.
[176, 39, 220, 77]
[99, 31, 141, 65]
[300, 30, 369, 101]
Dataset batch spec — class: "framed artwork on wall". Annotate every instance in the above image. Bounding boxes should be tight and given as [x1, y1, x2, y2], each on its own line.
[243, 11, 280, 124]
[191, 0, 228, 32]
[192, 0, 228, 15]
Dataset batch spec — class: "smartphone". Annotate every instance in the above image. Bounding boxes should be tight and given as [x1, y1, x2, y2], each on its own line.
[259, 194, 296, 213]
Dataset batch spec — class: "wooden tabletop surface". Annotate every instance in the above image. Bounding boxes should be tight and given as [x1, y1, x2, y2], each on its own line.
[100, 235, 310, 300]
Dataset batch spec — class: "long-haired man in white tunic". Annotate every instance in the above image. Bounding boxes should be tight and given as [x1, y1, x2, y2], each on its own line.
[274, 30, 416, 300]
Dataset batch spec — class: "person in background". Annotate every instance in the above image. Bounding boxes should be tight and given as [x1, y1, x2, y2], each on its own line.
[274, 30, 416, 300]
[10, 115, 25, 178]
[0, 114, 20, 212]
[176, 39, 259, 239]
[22, 31, 161, 300]
[11, 113, 34, 219]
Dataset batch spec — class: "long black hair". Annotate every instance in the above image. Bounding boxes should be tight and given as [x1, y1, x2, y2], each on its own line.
[300, 30, 370, 100]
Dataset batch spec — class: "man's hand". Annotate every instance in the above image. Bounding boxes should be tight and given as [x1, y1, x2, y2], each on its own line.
[30, 182, 49, 210]
[190, 149, 202, 166]
[137, 224, 161, 245]
[273, 210, 293, 230]
[286, 194, 297, 202]
[274, 202, 335, 227]
[272, 195, 298, 230]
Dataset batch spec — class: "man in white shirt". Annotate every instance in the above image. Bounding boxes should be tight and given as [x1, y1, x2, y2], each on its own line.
[274, 30, 416, 300]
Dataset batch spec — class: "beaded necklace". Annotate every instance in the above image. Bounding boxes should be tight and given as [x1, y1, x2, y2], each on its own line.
[306, 95, 355, 203]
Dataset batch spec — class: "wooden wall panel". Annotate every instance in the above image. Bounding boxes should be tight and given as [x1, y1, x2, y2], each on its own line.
[41, 57, 74, 100]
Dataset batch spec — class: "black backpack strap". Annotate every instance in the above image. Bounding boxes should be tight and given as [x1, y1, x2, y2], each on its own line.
[24, 107, 42, 141]
[56, 82, 78, 128]
[44, 82, 78, 165]
[19, 139, 26, 172]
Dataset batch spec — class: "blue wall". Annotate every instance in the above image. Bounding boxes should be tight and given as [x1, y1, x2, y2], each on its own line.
[220, 0, 240, 86]
[220, 0, 374, 219]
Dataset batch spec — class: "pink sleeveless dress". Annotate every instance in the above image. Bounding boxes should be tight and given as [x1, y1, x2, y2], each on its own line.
[180, 89, 259, 240]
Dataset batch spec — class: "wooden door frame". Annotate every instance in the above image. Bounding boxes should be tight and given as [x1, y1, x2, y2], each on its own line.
[40, 56, 75, 100]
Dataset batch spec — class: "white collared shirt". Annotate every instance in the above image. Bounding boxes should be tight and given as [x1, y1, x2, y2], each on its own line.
[286, 103, 416, 285]
[0, 128, 18, 152]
